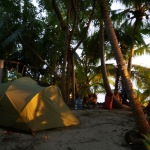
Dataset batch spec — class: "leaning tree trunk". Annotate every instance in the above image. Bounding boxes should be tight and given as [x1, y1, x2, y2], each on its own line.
[99, 0, 150, 134]
[99, 21, 113, 95]
[99, 20, 129, 109]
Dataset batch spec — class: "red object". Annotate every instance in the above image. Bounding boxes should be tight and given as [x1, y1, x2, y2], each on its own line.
[103, 94, 113, 109]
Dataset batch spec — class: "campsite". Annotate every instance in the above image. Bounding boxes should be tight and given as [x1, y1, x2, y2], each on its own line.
[0, 77, 144, 150]
[0, 107, 136, 150]
[0, 77, 146, 150]
[0, 0, 150, 150]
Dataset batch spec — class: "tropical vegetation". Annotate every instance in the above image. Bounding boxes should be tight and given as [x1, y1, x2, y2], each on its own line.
[0, 0, 150, 135]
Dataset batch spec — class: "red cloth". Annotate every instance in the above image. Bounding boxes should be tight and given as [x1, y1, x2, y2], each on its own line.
[103, 94, 113, 109]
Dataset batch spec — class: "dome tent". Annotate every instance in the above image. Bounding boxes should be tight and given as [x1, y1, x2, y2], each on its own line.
[0, 77, 79, 132]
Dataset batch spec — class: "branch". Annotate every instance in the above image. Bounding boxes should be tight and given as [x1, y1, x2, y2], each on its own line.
[52, 0, 66, 30]
[69, 0, 78, 41]
[72, 0, 96, 53]
[20, 38, 60, 79]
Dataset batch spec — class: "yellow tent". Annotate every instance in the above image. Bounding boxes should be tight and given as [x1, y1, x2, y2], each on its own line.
[0, 77, 79, 132]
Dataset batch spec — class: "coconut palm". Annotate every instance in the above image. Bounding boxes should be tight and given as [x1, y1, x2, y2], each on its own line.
[109, 0, 150, 108]
[99, 0, 150, 134]
[98, 19, 128, 108]
[132, 65, 150, 103]
[111, 0, 150, 75]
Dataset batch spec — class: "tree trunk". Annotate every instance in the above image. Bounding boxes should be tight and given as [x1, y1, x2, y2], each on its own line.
[99, 0, 150, 134]
[99, 21, 113, 94]
[99, 20, 129, 109]
[114, 68, 120, 93]
[61, 0, 71, 102]
[52, 0, 78, 102]
[0, 60, 4, 84]
[127, 46, 134, 76]
[72, 54, 76, 101]
[66, 48, 72, 102]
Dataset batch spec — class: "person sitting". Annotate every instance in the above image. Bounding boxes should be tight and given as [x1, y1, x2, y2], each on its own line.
[83, 96, 91, 109]
[88, 93, 97, 108]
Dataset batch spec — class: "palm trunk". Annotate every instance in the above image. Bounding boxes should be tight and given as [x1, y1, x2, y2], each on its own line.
[99, 0, 150, 134]
[0, 60, 4, 84]
[52, 0, 78, 102]
[99, 21, 113, 94]
[128, 46, 134, 75]
[99, 20, 128, 109]
[66, 48, 72, 102]
[61, 1, 71, 102]
[114, 68, 120, 93]
[72, 54, 76, 101]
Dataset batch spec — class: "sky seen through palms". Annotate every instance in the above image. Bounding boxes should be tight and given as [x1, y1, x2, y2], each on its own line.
[111, 2, 150, 68]
[31, 0, 150, 102]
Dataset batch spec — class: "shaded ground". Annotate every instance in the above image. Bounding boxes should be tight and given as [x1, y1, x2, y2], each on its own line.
[0, 108, 136, 150]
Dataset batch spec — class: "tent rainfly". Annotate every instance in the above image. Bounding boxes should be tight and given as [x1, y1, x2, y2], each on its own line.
[0, 77, 79, 132]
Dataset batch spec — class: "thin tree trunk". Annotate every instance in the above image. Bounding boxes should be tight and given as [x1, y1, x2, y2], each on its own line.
[114, 68, 120, 93]
[128, 46, 134, 75]
[99, 0, 150, 134]
[0, 60, 4, 84]
[66, 48, 72, 102]
[72, 54, 76, 101]
[72, 0, 96, 53]
[99, 20, 129, 109]
[99, 21, 113, 94]
[52, 0, 78, 102]
[61, 0, 71, 102]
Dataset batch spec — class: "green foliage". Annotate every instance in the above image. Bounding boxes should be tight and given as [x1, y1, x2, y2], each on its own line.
[4, 69, 22, 82]
[132, 65, 150, 102]
[0, 0, 150, 101]
[142, 134, 150, 150]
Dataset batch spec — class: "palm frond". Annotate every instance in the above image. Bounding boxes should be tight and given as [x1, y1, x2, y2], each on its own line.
[111, 8, 131, 25]
[1, 28, 22, 47]
[140, 90, 150, 101]
[134, 44, 150, 56]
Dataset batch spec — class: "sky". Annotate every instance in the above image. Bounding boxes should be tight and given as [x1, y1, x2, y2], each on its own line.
[111, 2, 150, 68]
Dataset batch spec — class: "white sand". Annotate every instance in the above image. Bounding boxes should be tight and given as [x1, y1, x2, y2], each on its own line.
[0, 108, 135, 150]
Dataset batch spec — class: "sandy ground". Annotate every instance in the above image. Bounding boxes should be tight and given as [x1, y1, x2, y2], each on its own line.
[0, 108, 135, 150]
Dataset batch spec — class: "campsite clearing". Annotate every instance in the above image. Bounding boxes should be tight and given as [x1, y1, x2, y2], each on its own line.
[0, 108, 135, 150]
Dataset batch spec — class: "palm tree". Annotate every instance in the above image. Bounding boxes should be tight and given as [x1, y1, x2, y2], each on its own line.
[111, 0, 150, 75]
[99, 0, 150, 134]
[109, 1, 150, 108]
[132, 65, 150, 103]
[75, 33, 102, 98]
[99, 20, 125, 108]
